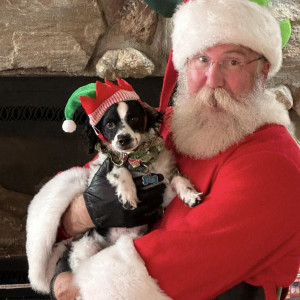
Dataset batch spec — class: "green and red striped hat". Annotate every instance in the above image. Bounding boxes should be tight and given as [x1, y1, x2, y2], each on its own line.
[62, 78, 142, 141]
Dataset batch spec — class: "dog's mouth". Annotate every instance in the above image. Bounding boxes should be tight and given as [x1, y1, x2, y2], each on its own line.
[115, 134, 139, 153]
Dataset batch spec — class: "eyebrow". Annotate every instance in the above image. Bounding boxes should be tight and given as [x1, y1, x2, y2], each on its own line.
[222, 49, 248, 57]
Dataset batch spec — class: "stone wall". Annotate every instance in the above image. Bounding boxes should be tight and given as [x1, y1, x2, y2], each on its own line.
[0, 0, 299, 121]
[0, 0, 171, 78]
[270, 0, 300, 116]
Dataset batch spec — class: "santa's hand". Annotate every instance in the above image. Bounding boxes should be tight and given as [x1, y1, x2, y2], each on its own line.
[84, 158, 165, 229]
[50, 250, 80, 300]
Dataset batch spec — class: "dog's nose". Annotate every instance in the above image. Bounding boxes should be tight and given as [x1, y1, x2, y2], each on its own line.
[117, 134, 132, 147]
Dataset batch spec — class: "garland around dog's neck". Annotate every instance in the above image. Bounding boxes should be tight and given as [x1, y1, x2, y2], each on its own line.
[99, 136, 165, 169]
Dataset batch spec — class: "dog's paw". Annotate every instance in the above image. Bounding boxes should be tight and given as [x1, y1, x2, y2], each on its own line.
[107, 166, 139, 210]
[118, 189, 139, 210]
[181, 188, 203, 208]
[171, 175, 203, 208]
[120, 198, 138, 210]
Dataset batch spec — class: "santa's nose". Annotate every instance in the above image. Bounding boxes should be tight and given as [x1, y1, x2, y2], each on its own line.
[205, 63, 225, 89]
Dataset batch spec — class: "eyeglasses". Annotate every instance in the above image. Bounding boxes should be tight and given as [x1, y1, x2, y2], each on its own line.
[187, 55, 264, 74]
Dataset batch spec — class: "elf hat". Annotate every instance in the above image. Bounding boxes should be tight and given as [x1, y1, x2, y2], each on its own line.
[171, 0, 290, 77]
[62, 78, 142, 141]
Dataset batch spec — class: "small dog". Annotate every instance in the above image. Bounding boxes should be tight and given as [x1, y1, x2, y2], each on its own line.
[67, 84, 202, 272]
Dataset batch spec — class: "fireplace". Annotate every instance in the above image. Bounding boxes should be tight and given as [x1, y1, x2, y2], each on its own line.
[0, 76, 163, 298]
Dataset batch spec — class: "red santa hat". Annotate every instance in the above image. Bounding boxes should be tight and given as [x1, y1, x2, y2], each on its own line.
[158, 0, 291, 114]
[172, 0, 283, 76]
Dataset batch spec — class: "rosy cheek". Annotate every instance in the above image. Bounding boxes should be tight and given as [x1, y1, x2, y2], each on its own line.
[226, 73, 254, 99]
[186, 68, 206, 95]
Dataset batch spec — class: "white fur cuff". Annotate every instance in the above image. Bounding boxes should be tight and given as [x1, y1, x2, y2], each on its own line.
[74, 235, 171, 300]
[26, 167, 89, 293]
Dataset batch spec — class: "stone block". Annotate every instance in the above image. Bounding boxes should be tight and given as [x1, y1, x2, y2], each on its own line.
[96, 48, 155, 80]
[118, 0, 158, 44]
[0, 0, 106, 73]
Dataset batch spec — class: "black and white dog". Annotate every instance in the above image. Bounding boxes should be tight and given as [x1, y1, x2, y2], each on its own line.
[68, 99, 202, 272]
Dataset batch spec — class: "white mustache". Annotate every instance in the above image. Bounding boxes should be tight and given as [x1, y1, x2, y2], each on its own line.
[193, 87, 236, 110]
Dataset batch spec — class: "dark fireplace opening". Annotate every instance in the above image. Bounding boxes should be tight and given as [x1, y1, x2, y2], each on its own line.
[0, 76, 163, 298]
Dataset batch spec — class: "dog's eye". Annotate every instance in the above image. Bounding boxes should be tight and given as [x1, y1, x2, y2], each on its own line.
[130, 116, 139, 123]
[106, 121, 116, 129]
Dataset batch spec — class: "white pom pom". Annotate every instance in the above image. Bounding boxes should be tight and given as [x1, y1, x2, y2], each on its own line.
[62, 120, 77, 133]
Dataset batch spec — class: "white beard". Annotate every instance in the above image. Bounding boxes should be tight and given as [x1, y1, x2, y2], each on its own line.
[170, 76, 290, 159]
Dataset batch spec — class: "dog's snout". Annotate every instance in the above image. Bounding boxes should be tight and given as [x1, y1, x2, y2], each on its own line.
[117, 134, 132, 147]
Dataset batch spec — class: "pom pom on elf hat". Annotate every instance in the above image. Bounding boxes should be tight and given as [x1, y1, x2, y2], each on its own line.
[62, 83, 96, 133]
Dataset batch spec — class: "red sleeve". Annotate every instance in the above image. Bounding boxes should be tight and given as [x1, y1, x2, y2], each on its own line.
[134, 152, 300, 299]
[56, 223, 72, 242]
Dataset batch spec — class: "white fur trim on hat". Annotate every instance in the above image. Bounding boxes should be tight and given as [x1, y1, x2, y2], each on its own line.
[172, 0, 282, 77]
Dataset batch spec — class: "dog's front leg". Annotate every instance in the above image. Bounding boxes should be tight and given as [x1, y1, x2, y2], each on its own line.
[106, 166, 138, 210]
[165, 175, 202, 208]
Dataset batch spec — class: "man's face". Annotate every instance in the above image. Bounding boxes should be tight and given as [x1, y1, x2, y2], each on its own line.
[171, 44, 272, 158]
[185, 44, 270, 100]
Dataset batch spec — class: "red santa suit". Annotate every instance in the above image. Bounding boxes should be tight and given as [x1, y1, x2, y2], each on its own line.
[26, 0, 299, 298]
[26, 103, 300, 300]
[134, 122, 300, 300]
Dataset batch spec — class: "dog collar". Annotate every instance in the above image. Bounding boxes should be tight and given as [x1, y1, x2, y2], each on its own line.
[101, 136, 165, 168]
[127, 136, 164, 168]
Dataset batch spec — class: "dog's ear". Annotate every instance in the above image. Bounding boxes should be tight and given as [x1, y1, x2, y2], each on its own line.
[143, 102, 163, 131]
[82, 119, 103, 154]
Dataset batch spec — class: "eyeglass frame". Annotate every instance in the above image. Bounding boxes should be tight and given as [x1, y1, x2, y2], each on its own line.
[186, 54, 266, 74]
